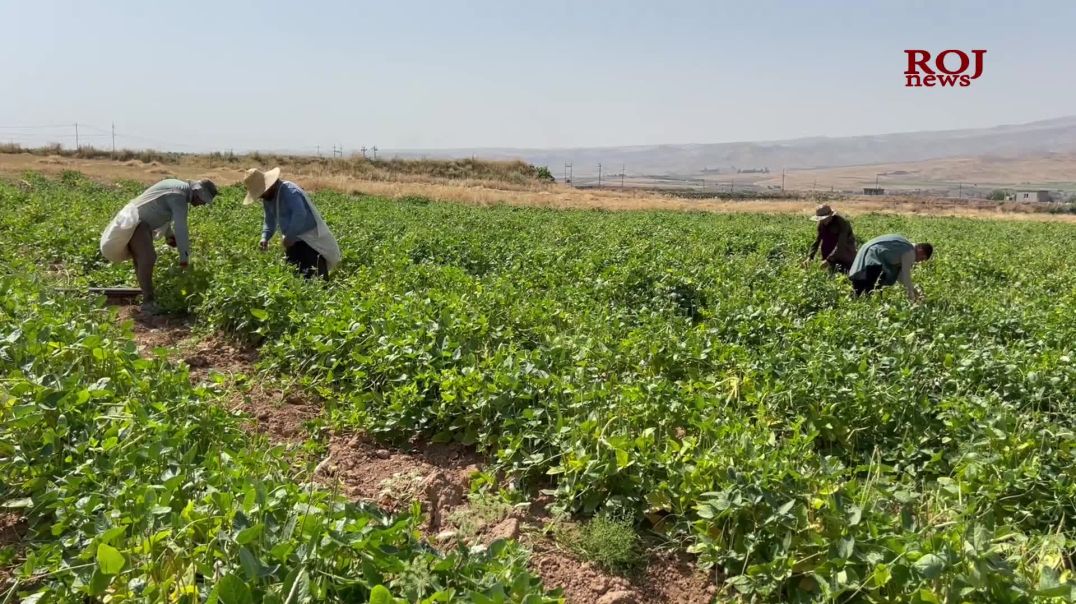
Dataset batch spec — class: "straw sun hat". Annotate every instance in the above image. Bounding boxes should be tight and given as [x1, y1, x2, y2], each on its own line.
[810, 204, 836, 221]
[242, 167, 281, 206]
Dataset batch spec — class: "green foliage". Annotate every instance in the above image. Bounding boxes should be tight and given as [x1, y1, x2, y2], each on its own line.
[988, 189, 1010, 201]
[447, 492, 514, 542]
[0, 177, 558, 602]
[556, 513, 641, 575]
[3, 173, 1076, 602]
[534, 166, 555, 182]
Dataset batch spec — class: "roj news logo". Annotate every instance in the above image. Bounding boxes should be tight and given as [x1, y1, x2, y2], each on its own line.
[904, 49, 986, 87]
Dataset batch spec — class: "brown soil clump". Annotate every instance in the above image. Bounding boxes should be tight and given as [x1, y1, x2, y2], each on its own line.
[528, 543, 716, 604]
[315, 434, 479, 532]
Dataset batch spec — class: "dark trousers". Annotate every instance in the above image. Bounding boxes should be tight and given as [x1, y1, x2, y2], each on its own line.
[285, 240, 328, 280]
[850, 265, 884, 296]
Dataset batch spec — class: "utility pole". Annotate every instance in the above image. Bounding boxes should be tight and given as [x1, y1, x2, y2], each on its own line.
[111, 122, 116, 155]
[876, 173, 880, 187]
[598, 163, 602, 187]
[620, 163, 625, 189]
[781, 169, 786, 192]
[730, 177, 735, 194]
[371, 145, 378, 160]
[74, 122, 79, 150]
[361, 146, 367, 159]
[958, 183, 962, 198]
[316, 145, 321, 157]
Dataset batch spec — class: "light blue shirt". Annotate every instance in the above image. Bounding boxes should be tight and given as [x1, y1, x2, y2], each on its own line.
[261, 181, 317, 242]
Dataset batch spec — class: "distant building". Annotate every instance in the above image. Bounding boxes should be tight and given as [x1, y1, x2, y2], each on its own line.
[863, 187, 885, 195]
[1016, 190, 1051, 202]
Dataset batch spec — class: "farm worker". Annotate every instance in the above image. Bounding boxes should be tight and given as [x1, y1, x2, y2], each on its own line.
[848, 234, 933, 301]
[243, 167, 341, 280]
[806, 204, 857, 273]
[99, 178, 219, 314]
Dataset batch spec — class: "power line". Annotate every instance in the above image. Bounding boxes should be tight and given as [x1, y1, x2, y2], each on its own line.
[0, 124, 73, 130]
[0, 133, 106, 139]
[78, 123, 113, 135]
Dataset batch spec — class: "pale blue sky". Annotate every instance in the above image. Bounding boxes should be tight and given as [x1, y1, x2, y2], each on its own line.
[2, 0, 1072, 152]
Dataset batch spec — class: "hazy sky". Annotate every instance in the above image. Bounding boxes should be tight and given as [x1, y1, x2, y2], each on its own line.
[2, 0, 1073, 152]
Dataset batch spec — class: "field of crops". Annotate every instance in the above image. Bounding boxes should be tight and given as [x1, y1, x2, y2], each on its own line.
[2, 172, 1075, 602]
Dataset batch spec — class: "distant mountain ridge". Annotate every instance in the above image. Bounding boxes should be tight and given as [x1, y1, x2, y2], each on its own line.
[388, 116, 1076, 177]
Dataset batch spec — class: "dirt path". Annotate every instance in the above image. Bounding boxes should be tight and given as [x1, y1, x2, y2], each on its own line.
[118, 306, 716, 604]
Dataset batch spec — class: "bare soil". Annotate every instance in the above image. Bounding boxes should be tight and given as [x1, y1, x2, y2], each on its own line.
[117, 304, 717, 603]
[316, 434, 479, 533]
[116, 307, 320, 443]
[527, 545, 715, 604]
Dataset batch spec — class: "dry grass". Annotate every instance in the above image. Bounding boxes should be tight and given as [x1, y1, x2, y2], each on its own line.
[2, 152, 1074, 223]
[0, 144, 548, 186]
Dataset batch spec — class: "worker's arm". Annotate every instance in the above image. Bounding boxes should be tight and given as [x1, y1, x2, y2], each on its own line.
[261, 199, 276, 244]
[807, 226, 822, 259]
[168, 195, 191, 264]
[897, 249, 917, 301]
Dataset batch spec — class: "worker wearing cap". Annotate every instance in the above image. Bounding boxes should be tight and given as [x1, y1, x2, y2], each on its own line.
[806, 204, 857, 273]
[99, 178, 218, 314]
[243, 167, 341, 279]
[848, 234, 934, 301]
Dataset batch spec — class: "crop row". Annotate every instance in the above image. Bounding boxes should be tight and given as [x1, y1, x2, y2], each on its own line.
[2, 172, 1074, 601]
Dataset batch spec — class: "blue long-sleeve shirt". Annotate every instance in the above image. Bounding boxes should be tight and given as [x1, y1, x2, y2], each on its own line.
[261, 181, 317, 242]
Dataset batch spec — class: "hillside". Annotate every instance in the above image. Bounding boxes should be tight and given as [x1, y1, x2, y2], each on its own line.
[770, 153, 1076, 194]
[388, 116, 1076, 177]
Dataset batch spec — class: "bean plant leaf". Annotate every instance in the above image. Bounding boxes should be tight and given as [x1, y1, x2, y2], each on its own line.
[235, 523, 263, 545]
[369, 585, 393, 604]
[96, 543, 125, 575]
[217, 573, 254, 604]
[837, 536, 854, 560]
[913, 554, 945, 579]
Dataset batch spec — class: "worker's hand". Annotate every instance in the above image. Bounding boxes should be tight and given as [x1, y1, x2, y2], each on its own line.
[259, 239, 269, 252]
[179, 261, 189, 271]
[819, 259, 830, 269]
[167, 235, 177, 248]
[800, 258, 811, 268]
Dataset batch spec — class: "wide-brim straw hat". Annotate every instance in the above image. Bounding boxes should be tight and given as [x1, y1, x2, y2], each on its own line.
[243, 167, 281, 205]
[810, 204, 836, 221]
